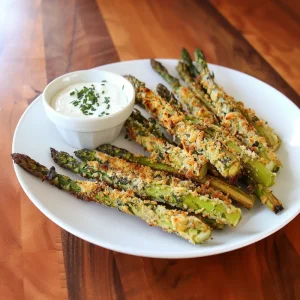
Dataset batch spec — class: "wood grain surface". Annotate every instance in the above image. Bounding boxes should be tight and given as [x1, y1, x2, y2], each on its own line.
[1, 0, 300, 299]
[210, 0, 300, 95]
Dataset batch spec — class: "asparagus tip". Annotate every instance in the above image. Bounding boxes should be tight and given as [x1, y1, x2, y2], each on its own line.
[195, 48, 205, 60]
[11, 153, 20, 163]
[50, 147, 62, 163]
[47, 166, 57, 181]
[150, 58, 157, 67]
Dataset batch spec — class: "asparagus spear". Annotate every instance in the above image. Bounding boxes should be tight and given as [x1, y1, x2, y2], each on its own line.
[12, 153, 211, 244]
[131, 109, 171, 143]
[126, 112, 256, 208]
[193, 49, 282, 164]
[128, 75, 277, 187]
[193, 48, 281, 151]
[126, 114, 208, 179]
[176, 60, 219, 115]
[151, 59, 216, 125]
[177, 59, 281, 173]
[155, 80, 277, 187]
[125, 75, 241, 179]
[128, 111, 283, 212]
[54, 148, 242, 226]
[246, 179, 283, 214]
[125, 114, 255, 209]
[154, 81, 282, 212]
[97, 144, 255, 210]
[181, 47, 199, 78]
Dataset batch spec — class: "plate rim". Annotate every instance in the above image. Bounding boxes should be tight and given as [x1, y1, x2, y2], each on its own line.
[12, 59, 300, 258]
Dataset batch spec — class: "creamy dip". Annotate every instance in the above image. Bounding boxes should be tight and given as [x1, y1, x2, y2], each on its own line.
[51, 81, 128, 117]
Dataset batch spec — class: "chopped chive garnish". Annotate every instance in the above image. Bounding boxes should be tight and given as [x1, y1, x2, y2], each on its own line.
[70, 84, 105, 116]
[122, 85, 124, 90]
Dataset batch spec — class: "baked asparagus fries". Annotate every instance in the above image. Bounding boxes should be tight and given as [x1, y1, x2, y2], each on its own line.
[126, 111, 208, 180]
[152, 82, 282, 213]
[124, 75, 241, 179]
[126, 72, 282, 212]
[193, 48, 281, 151]
[178, 49, 281, 170]
[152, 59, 280, 174]
[127, 75, 276, 187]
[97, 143, 255, 210]
[125, 111, 255, 209]
[150, 59, 216, 125]
[12, 153, 211, 244]
[51, 148, 242, 227]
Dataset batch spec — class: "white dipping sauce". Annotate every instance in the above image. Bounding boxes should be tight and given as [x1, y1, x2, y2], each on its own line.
[51, 82, 128, 117]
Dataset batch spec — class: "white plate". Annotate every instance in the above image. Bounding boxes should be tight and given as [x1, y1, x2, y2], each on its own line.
[12, 59, 300, 258]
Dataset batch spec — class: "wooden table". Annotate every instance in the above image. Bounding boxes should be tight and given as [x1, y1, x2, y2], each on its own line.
[1, 0, 300, 299]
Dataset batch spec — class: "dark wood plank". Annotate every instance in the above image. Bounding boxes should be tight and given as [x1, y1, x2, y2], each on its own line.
[61, 232, 125, 300]
[3, 0, 300, 299]
[40, 0, 120, 299]
[41, 0, 119, 83]
[0, 0, 67, 299]
[278, 0, 300, 20]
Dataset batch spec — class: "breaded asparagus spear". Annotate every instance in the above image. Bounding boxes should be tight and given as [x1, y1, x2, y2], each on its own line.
[177, 59, 281, 172]
[50, 149, 242, 227]
[153, 83, 282, 212]
[193, 48, 281, 154]
[193, 48, 281, 150]
[97, 144, 255, 210]
[181, 47, 200, 78]
[12, 153, 211, 244]
[151, 59, 216, 125]
[126, 112, 208, 179]
[154, 81, 276, 187]
[125, 75, 241, 179]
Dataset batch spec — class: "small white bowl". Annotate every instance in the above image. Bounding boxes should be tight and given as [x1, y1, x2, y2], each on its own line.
[43, 70, 135, 149]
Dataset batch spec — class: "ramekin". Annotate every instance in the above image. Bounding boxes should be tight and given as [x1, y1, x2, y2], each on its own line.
[43, 70, 135, 149]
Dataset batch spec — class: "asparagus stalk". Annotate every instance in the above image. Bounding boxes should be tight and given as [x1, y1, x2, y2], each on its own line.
[151, 59, 216, 125]
[130, 74, 275, 187]
[254, 185, 283, 214]
[126, 113, 208, 179]
[193, 49, 282, 162]
[154, 81, 282, 211]
[97, 144, 255, 210]
[246, 179, 283, 214]
[12, 153, 212, 244]
[131, 109, 171, 143]
[157, 82, 277, 187]
[128, 111, 283, 212]
[181, 47, 199, 78]
[125, 75, 241, 179]
[193, 48, 281, 151]
[126, 112, 256, 208]
[125, 114, 255, 209]
[177, 60, 281, 172]
[56, 148, 242, 226]
[176, 60, 219, 115]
